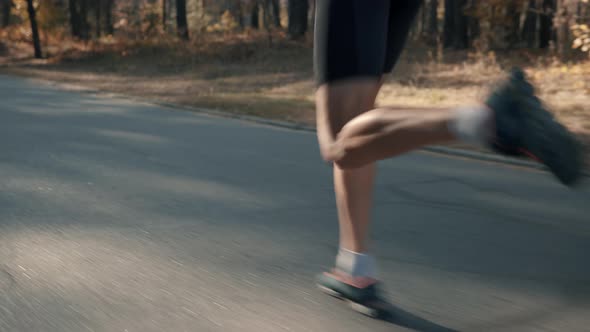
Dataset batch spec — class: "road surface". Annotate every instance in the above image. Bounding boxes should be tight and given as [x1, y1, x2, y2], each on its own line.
[0, 75, 589, 332]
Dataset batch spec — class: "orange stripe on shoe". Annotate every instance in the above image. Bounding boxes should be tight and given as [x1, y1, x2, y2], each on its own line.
[519, 148, 541, 162]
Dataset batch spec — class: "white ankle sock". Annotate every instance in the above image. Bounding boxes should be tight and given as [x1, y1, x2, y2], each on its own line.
[335, 248, 377, 278]
[448, 105, 494, 146]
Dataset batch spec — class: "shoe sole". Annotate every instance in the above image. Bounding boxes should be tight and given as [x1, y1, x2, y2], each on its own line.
[522, 101, 583, 186]
[317, 284, 385, 318]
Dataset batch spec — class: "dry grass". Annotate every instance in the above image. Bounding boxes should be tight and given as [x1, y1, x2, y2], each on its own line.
[1, 32, 589, 164]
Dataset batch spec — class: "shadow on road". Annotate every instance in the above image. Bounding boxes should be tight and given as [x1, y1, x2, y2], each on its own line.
[383, 305, 458, 332]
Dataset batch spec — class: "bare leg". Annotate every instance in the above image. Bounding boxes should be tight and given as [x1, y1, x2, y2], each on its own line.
[332, 107, 455, 251]
[333, 106, 457, 169]
[333, 164, 375, 253]
[316, 79, 382, 253]
[316, 79, 473, 252]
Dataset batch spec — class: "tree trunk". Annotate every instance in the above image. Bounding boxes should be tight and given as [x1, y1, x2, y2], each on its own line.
[261, 0, 278, 29]
[420, 1, 426, 35]
[162, 0, 167, 31]
[95, 0, 101, 38]
[428, 0, 439, 40]
[410, 2, 422, 39]
[262, 0, 273, 43]
[419, 1, 428, 38]
[1, 0, 11, 27]
[454, 0, 468, 48]
[410, 4, 423, 40]
[79, 0, 89, 40]
[507, 0, 522, 46]
[105, 0, 114, 35]
[262, 0, 270, 28]
[555, 0, 574, 58]
[270, 0, 280, 27]
[69, 0, 81, 37]
[444, 0, 469, 48]
[467, 0, 479, 44]
[251, 1, 259, 29]
[309, 0, 315, 31]
[131, 0, 141, 33]
[555, 0, 567, 57]
[443, 0, 455, 47]
[176, 0, 189, 40]
[539, 0, 555, 48]
[235, 0, 244, 28]
[522, 0, 538, 47]
[26, 0, 42, 58]
[288, 0, 308, 39]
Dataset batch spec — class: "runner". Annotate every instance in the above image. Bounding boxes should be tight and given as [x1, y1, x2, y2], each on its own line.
[313, 0, 583, 318]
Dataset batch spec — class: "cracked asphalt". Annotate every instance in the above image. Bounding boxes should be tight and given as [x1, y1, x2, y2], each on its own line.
[0, 75, 589, 332]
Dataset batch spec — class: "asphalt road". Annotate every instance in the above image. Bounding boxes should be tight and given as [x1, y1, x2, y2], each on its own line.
[0, 75, 589, 332]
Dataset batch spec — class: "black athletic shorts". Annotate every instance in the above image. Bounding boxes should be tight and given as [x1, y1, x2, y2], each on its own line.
[314, 0, 423, 84]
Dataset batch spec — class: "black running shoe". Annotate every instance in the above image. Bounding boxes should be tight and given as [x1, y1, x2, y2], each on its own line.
[486, 67, 583, 186]
[316, 270, 391, 318]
